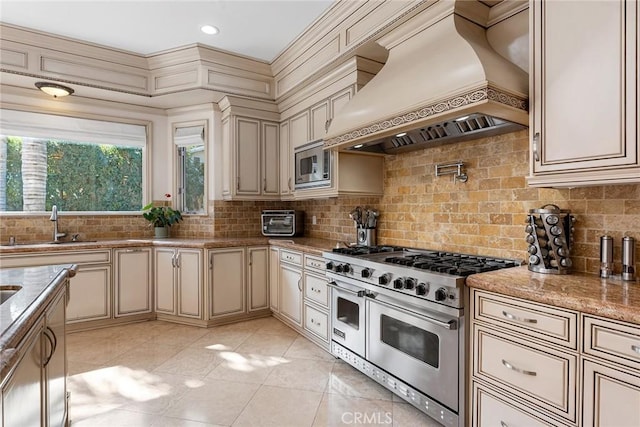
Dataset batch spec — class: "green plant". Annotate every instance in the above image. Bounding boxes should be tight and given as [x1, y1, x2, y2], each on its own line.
[142, 202, 183, 227]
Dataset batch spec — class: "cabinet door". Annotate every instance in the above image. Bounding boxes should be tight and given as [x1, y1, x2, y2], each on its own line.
[279, 263, 302, 325]
[177, 249, 203, 319]
[269, 248, 279, 312]
[45, 288, 67, 427]
[210, 248, 245, 318]
[531, 0, 639, 180]
[221, 116, 232, 197]
[236, 117, 261, 195]
[289, 110, 310, 149]
[279, 121, 292, 195]
[114, 248, 152, 317]
[261, 121, 280, 196]
[310, 100, 329, 141]
[155, 248, 177, 315]
[329, 87, 352, 121]
[2, 318, 44, 427]
[248, 247, 268, 311]
[582, 359, 640, 427]
[67, 265, 111, 323]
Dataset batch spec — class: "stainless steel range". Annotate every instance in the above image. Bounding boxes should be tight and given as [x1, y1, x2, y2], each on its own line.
[323, 246, 521, 427]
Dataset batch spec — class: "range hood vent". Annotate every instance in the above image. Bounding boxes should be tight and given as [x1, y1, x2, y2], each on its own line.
[324, 1, 529, 153]
[351, 113, 525, 154]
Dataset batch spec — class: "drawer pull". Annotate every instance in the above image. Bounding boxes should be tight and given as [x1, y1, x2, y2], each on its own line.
[632, 345, 640, 354]
[502, 359, 537, 376]
[502, 310, 538, 324]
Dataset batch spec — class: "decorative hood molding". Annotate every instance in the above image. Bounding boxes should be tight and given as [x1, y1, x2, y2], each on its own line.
[324, 0, 528, 153]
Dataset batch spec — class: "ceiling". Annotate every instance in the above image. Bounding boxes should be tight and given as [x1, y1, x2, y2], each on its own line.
[0, 0, 334, 62]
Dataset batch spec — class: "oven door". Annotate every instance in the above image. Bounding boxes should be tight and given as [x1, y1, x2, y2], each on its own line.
[328, 281, 366, 357]
[366, 296, 460, 412]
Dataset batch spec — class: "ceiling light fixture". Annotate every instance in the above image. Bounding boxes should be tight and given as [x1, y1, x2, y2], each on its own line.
[200, 25, 219, 35]
[395, 132, 407, 138]
[35, 82, 74, 98]
[352, 144, 364, 149]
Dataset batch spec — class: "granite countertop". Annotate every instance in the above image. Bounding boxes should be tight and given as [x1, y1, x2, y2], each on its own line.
[0, 264, 77, 383]
[0, 236, 339, 254]
[467, 265, 640, 324]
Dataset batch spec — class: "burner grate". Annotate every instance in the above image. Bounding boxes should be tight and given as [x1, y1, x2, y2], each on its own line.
[385, 253, 521, 277]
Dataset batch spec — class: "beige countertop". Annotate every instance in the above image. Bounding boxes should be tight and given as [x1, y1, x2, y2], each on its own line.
[467, 265, 640, 325]
[0, 264, 77, 382]
[0, 236, 338, 255]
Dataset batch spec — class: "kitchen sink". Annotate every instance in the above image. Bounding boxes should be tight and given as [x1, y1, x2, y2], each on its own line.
[0, 286, 21, 304]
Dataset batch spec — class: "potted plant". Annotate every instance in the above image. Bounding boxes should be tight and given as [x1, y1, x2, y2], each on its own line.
[142, 194, 182, 238]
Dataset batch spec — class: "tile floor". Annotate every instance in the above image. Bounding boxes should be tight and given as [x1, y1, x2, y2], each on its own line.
[67, 316, 444, 426]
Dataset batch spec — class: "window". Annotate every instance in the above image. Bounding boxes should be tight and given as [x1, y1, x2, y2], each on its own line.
[174, 123, 206, 214]
[0, 109, 147, 213]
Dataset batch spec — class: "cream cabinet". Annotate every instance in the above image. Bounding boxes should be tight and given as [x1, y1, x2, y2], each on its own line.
[278, 250, 303, 326]
[279, 121, 293, 197]
[303, 254, 330, 345]
[269, 247, 280, 312]
[220, 105, 280, 200]
[155, 247, 203, 321]
[528, 0, 640, 187]
[1, 284, 68, 427]
[209, 247, 246, 319]
[113, 247, 153, 317]
[247, 246, 269, 312]
[289, 110, 310, 149]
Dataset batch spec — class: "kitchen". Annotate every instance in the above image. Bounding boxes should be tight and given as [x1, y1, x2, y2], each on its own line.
[1, 1, 639, 426]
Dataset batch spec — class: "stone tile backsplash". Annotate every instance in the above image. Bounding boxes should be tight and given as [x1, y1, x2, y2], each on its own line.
[1, 129, 638, 275]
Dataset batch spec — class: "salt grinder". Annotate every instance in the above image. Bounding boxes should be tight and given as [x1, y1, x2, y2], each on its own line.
[600, 236, 614, 279]
[621, 236, 636, 281]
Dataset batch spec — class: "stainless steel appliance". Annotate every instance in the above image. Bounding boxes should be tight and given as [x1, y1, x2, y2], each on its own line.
[261, 210, 304, 237]
[324, 246, 522, 427]
[294, 140, 331, 189]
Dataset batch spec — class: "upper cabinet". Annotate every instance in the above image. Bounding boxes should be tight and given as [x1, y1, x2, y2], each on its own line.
[220, 96, 280, 200]
[528, 0, 639, 187]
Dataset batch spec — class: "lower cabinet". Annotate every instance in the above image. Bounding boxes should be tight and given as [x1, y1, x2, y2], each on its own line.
[248, 247, 269, 312]
[470, 288, 640, 427]
[269, 247, 279, 312]
[154, 247, 204, 321]
[278, 253, 303, 326]
[114, 247, 152, 317]
[1, 283, 68, 427]
[209, 248, 246, 318]
[66, 263, 111, 323]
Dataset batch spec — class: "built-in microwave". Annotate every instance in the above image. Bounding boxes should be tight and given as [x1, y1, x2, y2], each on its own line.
[294, 140, 331, 189]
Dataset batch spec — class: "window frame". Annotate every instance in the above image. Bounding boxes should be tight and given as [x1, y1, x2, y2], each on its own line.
[0, 107, 152, 216]
[172, 119, 208, 216]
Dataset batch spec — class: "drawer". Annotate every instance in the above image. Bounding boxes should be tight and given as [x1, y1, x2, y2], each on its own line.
[0, 250, 111, 268]
[304, 272, 328, 307]
[473, 325, 577, 422]
[280, 250, 302, 266]
[583, 315, 640, 370]
[473, 382, 567, 427]
[304, 254, 326, 272]
[304, 303, 329, 341]
[473, 289, 578, 349]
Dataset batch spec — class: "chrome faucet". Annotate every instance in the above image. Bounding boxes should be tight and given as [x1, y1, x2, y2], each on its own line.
[49, 205, 66, 242]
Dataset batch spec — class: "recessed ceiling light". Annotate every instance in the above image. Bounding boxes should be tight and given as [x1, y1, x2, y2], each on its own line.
[201, 25, 219, 35]
[352, 144, 364, 149]
[395, 132, 407, 138]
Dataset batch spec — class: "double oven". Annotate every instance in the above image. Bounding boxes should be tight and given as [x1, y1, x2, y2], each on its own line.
[324, 246, 521, 427]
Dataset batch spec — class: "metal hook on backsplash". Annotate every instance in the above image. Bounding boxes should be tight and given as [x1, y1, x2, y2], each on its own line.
[435, 161, 468, 183]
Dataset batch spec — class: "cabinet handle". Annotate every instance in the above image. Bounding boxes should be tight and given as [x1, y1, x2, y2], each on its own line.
[237, 177, 240, 191]
[125, 248, 141, 253]
[501, 359, 537, 376]
[263, 178, 267, 192]
[288, 177, 292, 191]
[175, 253, 181, 269]
[209, 257, 213, 270]
[42, 327, 57, 367]
[298, 278, 302, 292]
[500, 422, 509, 427]
[171, 254, 176, 268]
[249, 252, 253, 266]
[502, 310, 538, 324]
[632, 345, 640, 354]
[532, 132, 540, 162]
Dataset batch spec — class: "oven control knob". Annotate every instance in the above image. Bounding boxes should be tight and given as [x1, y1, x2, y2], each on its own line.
[405, 278, 416, 290]
[325, 262, 334, 271]
[343, 264, 352, 274]
[393, 278, 405, 289]
[416, 283, 428, 296]
[335, 264, 344, 273]
[435, 287, 448, 302]
[379, 274, 391, 285]
[361, 268, 372, 278]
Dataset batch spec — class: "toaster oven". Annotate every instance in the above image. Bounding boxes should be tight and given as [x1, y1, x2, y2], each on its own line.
[261, 210, 304, 237]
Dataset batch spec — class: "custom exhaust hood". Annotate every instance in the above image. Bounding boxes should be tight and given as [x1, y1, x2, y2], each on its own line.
[324, 1, 529, 154]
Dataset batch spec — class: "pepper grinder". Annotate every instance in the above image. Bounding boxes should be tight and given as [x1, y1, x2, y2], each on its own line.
[600, 235, 614, 279]
[622, 236, 636, 281]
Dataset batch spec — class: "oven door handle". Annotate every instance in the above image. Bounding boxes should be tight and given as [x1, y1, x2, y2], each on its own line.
[369, 297, 458, 330]
[327, 282, 366, 297]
